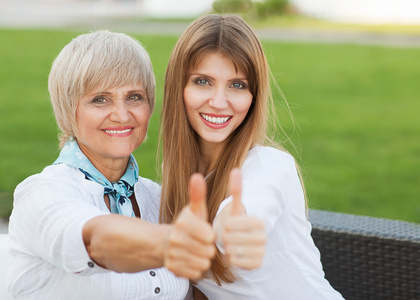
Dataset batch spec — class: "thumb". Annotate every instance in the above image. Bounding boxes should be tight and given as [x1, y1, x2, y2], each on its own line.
[188, 173, 208, 219]
[229, 168, 244, 216]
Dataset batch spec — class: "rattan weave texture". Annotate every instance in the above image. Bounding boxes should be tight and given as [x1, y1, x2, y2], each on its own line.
[309, 210, 420, 300]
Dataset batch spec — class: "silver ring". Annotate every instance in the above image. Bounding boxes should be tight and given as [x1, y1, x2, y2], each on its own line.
[237, 246, 244, 257]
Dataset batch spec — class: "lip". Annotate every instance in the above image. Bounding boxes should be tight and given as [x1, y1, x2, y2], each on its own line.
[102, 126, 134, 137]
[200, 113, 232, 129]
[201, 112, 231, 118]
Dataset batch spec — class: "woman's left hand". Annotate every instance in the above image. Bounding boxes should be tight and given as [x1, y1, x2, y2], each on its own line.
[215, 169, 266, 270]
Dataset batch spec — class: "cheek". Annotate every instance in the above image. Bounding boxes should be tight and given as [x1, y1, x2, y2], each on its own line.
[134, 106, 151, 127]
[183, 85, 208, 110]
[183, 88, 195, 111]
[183, 89, 197, 122]
[75, 109, 95, 134]
[233, 95, 253, 115]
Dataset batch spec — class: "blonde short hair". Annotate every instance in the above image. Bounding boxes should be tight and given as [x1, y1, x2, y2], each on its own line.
[48, 30, 156, 148]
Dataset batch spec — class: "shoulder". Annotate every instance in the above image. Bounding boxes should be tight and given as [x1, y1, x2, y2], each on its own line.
[136, 176, 161, 194]
[240, 146, 301, 197]
[243, 146, 296, 175]
[248, 145, 294, 161]
[135, 176, 161, 202]
[16, 164, 86, 193]
[134, 177, 162, 223]
[13, 164, 103, 209]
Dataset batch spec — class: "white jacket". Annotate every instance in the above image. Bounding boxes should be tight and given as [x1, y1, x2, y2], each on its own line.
[7, 163, 189, 300]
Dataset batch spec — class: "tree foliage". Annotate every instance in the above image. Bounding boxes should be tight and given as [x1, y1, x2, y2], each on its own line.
[213, 0, 290, 19]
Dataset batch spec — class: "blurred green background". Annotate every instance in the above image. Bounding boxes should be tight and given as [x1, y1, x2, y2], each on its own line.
[0, 15, 419, 223]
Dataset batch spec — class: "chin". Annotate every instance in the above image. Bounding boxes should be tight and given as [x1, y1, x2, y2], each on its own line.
[205, 135, 230, 144]
[111, 140, 140, 152]
[108, 146, 136, 158]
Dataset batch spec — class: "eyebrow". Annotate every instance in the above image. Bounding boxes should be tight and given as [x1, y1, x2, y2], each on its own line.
[189, 73, 248, 82]
[126, 89, 146, 93]
[90, 89, 145, 96]
[189, 72, 214, 80]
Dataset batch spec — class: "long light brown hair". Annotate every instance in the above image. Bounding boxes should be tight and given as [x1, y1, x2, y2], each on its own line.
[160, 14, 286, 285]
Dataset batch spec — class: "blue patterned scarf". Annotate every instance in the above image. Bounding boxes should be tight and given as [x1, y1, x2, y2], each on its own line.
[53, 140, 138, 217]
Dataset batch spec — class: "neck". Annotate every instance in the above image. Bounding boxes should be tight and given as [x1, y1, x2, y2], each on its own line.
[198, 140, 226, 177]
[79, 144, 129, 182]
[91, 157, 129, 183]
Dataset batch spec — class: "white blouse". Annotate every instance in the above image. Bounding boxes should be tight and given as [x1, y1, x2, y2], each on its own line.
[7, 163, 190, 300]
[196, 146, 344, 300]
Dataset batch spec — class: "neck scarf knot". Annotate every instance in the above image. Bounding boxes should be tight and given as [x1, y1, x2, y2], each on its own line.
[53, 140, 138, 217]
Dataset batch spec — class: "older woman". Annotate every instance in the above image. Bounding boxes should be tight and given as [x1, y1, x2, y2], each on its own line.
[160, 14, 344, 299]
[7, 30, 215, 299]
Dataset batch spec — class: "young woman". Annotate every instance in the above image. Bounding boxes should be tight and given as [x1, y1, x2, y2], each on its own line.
[7, 30, 215, 299]
[160, 14, 344, 299]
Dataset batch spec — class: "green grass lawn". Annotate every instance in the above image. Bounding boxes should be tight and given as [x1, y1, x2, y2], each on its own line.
[0, 28, 419, 223]
[251, 14, 420, 34]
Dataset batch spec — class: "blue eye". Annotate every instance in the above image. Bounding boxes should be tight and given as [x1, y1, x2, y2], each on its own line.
[232, 82, 245, 89]
[194, 78, 209, 86]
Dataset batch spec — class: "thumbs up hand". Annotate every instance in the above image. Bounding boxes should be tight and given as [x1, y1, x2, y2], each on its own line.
[215, 169, 266, 270]
[164, 173, 216, 280]
[229, 168, 246, 216]
[189, 173, 208, 219]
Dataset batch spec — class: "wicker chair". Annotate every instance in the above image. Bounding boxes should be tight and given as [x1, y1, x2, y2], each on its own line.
[308, 209, 420, 300]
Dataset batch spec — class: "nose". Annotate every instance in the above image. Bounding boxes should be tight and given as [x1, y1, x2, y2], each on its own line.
[110, 101, 130, 123]
[208, 87, 229, 110]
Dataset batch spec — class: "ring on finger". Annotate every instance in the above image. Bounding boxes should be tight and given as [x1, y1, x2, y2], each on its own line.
[237, 246, 244, 258]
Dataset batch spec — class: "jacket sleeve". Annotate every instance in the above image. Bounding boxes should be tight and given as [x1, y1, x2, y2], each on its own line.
[9, 172, 108, 275]
[216, 147, 305, 234]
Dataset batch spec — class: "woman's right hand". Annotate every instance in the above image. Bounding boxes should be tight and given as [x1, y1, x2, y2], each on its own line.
[164, 173, 216, 279]
[214, 169, 266, 270]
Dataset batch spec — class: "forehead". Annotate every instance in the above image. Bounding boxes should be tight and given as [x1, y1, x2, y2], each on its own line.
[191, 51, 248, 77]
[83, 80, 145, 97]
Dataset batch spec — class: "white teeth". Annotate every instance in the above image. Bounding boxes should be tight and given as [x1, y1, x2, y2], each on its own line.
[105, 129, 132, 134]
[200, 113, 230, 124]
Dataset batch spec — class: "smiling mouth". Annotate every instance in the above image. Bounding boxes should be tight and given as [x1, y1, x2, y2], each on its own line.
[103, 128, 133, 134]
[200, 113, 231, 125]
